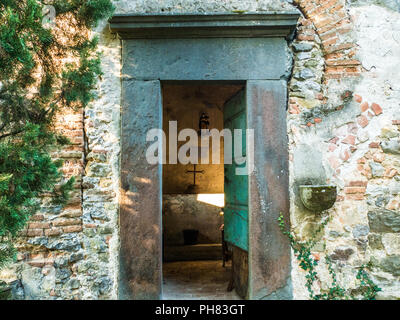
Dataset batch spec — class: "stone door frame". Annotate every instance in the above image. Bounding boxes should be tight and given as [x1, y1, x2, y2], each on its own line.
[110, 12, 299, 300]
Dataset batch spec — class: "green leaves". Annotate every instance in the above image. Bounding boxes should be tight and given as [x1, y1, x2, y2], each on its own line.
[78, 0, 115, 28]
[356, 265, 382, 300]
[0, 0, 114, 268]
[277, 214, 382, 300]
[0, 124, 59, 234]
[61, 42, 102, 108]
[0, 241, 16, 270]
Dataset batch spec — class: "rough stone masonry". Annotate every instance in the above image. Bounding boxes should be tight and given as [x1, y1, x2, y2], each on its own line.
[0, 0, 400, 300]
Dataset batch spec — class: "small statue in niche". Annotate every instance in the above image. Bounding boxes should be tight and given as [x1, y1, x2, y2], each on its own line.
[198, 112, 210, 134]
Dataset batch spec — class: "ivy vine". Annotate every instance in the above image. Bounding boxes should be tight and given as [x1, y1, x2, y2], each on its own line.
[278, 214, 381, 300]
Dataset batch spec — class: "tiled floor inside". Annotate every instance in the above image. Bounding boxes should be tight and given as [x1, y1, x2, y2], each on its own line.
[162, 260, 241, 300]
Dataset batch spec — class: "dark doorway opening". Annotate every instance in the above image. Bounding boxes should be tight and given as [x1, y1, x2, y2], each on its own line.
[161, 83, 246, 300]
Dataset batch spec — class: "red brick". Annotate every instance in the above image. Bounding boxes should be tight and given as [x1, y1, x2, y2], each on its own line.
[369, 142, 380, 148]
[342, 135, 356, 145]
[321, 32, 337, 44]
[337, 26, 352, 34]
[364, 152, 373, 160]
[360, 102, 369, 112]
[28, 261, 45, 268]
[344, 187, 366, 194]
[325, 52, 345, 62]
[340, 148, 351, 161]
[357, 157, 366, 164]
[30, 215, 44, 221]
[314, 118, 323, 123]
[323, 37, 339, 47]
[354, 94, 362, 103]
[387, 200, 399, 211]
[289, 104, 301, 115]
[328, 143, 337, 152]
[330, 137, 339, 144]
[29, 222, 50, 229]
[357, 115, 369, 128]
[329, 4, 345, 13]
[373, 152, 385, 163]
[52, 218, 82, 227]
[312, 253, 321, 261]
[26, 229, 43, 237]
[326, 59, 361, 67]
[84, 224, 97, 229]
[393, 120, 400, 125]
[336, 195, 345, 202]
[314, 16, 336, 29]
[385, 168, 398, 178]
[371, 103, 383, 115]
[298, 34, 315, 41]
[328, 155, 341, 169]
[63, 226, 83, 233]
[325, 73, 342, 80]
[348, 122, 358, 134]
[324, 42, 355, 54]
[45, 228, 62, 237]
[300, 18, 312, 26]
[346, 194, 365, 201]
[345, 66, 361, 74]
[346, 180, 368, 187]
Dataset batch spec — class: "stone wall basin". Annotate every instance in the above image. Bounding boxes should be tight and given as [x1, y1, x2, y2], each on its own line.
[299, 185, 337, 212]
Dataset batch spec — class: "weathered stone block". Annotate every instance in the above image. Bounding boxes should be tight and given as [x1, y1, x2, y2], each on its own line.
[368, 233, 384, 250]
[352, 224, 370, 238]
[294, 68, 315, 80]
[381, 139, 400, 155]
[368, 209, 400, 233]
[370, 162, 384, 177]
[293, 42, 314, 52]
[379, 256, 400, 276]
[68, 278, 81, 290]
[124, 38, 290, 80]
[382, 233, 400, 255]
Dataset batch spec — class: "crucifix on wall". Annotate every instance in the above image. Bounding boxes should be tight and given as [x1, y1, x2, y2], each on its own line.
[186, 164, 204, 187]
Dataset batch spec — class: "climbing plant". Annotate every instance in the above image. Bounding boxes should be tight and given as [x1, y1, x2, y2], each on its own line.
[278, 214, 381, 300]
[0, 0, 114, 268]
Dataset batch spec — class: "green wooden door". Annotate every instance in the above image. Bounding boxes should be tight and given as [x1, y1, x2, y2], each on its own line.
[223, 89, 248, 252]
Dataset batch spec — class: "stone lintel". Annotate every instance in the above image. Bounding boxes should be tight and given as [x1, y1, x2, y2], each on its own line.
[109, 12, 300, 39]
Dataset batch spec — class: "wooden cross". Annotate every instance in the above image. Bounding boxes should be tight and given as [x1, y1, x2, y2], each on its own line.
[186, 164, 204, 186]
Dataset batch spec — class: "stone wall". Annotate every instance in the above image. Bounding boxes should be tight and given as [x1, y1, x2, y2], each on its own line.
[0, 15, 122, 300]
[1, 0, 399, 300]
[288, 0, 400, 299]
[163, 195, 223, 245]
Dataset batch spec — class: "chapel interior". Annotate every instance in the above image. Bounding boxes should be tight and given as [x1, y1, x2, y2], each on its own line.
[161, 83, 244, 300]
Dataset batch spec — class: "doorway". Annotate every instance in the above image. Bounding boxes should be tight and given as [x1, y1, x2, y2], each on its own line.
[161, 83, 246, 299]
[114, 12, 298, 300]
